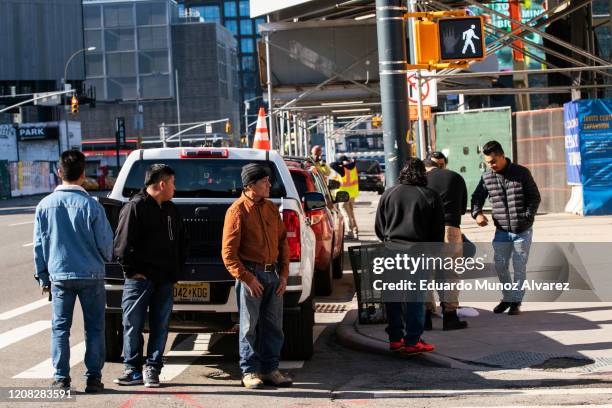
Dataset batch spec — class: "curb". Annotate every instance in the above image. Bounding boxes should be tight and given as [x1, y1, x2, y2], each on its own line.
[336, 309, 475, 370]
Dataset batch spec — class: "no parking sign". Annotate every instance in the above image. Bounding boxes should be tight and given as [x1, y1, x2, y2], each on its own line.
[407, 71, 438, 107]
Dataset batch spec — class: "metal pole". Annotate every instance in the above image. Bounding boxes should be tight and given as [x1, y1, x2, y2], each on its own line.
[175, 69, 182, 147]
[279, 111, 285, 155]
[407, 1, 426, 159]
[376, 0, 410, 187]
[265, 15, 275, 150]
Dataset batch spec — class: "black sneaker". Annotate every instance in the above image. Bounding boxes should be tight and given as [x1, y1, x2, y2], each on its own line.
[85, 376, 104, 393]
[443, 310, 468, 331]
[508, 302, 522, 315]
[50, 378, 71, 390]
[144, 366, 160, 388]
[493, 301, 512, 314]
[114, 370, 143, 386]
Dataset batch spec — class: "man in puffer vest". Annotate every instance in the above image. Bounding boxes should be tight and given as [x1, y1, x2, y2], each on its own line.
[471, 141, 541, 316]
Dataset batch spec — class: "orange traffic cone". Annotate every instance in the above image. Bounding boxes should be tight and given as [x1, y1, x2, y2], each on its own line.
[252, 107, 271, 150]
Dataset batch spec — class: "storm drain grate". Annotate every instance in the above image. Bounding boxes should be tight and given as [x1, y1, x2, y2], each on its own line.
[315, 303, 347, 314]
[575, 357, 612, 373]
[474, 350, 594, 369]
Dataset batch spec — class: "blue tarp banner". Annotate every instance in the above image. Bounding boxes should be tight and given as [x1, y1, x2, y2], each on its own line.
[563, 102, 582, 185]
[570, 99, 612, 215]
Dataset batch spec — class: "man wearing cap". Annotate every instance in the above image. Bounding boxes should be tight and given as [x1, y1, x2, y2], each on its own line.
[331, 156, 360, 239]
[222, 163, 292, 389]
[310, 145, 331, 181]
[113, 164, 188, 388]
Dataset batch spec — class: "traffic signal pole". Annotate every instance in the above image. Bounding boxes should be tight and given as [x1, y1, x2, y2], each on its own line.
[376, 0, 410, 188]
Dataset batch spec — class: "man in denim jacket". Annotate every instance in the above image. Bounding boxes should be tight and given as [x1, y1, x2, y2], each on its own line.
[33, 150, 113, 393]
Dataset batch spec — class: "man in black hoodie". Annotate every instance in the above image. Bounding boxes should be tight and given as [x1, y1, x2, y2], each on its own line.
[113, 164, 188, 388]
[424, 158, 468, 330]
[375, 158, 444, 355]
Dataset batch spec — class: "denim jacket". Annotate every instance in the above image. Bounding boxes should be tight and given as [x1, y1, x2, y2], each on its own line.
[33, 185, 113, 286]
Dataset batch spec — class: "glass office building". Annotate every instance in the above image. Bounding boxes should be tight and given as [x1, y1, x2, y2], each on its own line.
[83, 0, 176, 101]
[178, 1, 266, 131]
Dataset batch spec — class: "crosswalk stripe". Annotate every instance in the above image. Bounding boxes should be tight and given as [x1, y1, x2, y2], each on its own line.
[0, 298, 50, 321]
[0, 320, 50, 350]
[159, 334, 212, 382]
[9, 221, 34, 226]
[13, 341, 86, 379]
[334, 388, 612, 398]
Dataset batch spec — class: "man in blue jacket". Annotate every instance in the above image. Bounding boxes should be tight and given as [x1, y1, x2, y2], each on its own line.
[33, 150, 113, 393]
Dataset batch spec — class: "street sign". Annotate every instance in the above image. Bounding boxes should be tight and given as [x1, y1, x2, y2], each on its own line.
[115, 117, 126, 144]
[205, 123, 212, 134]
[33, 92, 61, 106]
[438, 16, 485, 62]
[409, 105, 432, 121]
[407, 71, 438, 107]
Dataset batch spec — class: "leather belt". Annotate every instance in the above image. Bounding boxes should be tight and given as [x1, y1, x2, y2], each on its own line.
[243, 261, 275, 273]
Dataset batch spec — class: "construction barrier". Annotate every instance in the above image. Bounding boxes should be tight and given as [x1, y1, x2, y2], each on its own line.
[9, 161, 58, 197]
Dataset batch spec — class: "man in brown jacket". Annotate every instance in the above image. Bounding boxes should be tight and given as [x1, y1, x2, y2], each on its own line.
[222, 163, 292, 389]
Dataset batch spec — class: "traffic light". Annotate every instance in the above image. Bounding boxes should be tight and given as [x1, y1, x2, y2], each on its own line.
[225, 120, 232, 134]
[70, 95, 78, 114]
[371, 115, 382, 128]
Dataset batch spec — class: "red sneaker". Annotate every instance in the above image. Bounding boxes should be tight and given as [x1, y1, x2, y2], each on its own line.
[389, 339, 405, 352]
[416, 338, 435, 352]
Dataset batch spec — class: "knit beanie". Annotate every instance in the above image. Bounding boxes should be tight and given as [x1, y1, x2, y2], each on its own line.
[241, 163, 271, 187]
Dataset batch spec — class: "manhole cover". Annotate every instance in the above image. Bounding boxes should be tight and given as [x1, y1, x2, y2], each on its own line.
[315, 303, 347, 313]
[475, 351, 593, 369]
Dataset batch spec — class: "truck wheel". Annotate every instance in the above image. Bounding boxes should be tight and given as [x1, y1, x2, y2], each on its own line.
[105, 313, 123, 362]
[314, 261, 333, 296]
[282, 297, 314, 360]
[332, 240, 345, 280]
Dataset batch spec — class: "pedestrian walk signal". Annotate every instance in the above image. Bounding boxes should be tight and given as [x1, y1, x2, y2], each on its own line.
[438, 17, 485, 62]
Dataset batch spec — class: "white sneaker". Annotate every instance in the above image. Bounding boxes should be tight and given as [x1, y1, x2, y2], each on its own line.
[457, 307, 479, 318]
[241, 373, 264, 389]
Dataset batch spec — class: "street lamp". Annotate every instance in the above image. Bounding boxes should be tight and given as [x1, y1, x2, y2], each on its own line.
[62, 46, 96, 151]
[244, 95, 264, 147]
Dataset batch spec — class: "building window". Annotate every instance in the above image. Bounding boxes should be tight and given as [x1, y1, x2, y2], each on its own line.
[84, 5, 101, 29]
[225, 20, 238, 35]
[85, 30, 103, 51]
[105, 28, 135, 51]
[106, 53, 136, 77]
[103, 4, 134, 28]
[240, 20, 252, 35]
[136, 2, 167, 26]
[224, 1, 237, 17]
[239, 1, 250, 17]
[240, 38, 254, 53]
[108, 77, 137, 100]
[140, 74, 170, 98]
[138, 26, 168, 50]
[86, 53, 104, 77]
[139, 51, 169, 74]
[85, 78, 105, 100]
[193, 5, 220, 22]
[241, 56, 255, 72]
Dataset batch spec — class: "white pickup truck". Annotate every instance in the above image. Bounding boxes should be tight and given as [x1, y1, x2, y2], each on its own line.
[99, 147, 319, 361]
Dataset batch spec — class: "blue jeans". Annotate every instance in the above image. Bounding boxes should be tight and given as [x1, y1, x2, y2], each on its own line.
[51, 279, 106, 381]
[236, 268, 284, 375]
[384, 302, 425, 346]
[492, 228, 533, 303]
[121, 279, 173, 372]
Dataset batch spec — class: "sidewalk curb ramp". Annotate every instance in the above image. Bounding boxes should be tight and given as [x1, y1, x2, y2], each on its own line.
[336, 309, 476, 370]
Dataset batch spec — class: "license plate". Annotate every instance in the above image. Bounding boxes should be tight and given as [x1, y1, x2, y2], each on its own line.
[173, 283, 210, 302]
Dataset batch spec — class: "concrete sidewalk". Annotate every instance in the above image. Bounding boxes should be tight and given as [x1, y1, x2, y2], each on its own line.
[337, 192, 612, 374]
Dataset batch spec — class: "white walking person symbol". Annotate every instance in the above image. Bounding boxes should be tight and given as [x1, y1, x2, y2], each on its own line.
[461, 24, 479, 55]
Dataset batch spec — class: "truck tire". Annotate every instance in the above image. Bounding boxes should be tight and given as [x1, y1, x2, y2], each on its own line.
[332, 241, 345, 280]
[105, 313, 123, 362]
[282, 297, 314, 360]
[314, 261, 333, 296]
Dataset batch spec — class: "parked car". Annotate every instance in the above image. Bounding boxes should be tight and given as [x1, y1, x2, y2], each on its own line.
[285, 157, 348, 296]
[98, 148, 318, 361]
[356, 159, 385, 194]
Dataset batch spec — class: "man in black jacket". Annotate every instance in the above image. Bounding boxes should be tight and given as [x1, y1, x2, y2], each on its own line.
[424, 158, 468, 330]
[471, 141, 541, 315]
[113, 164, 187, 387]
[375, 158, 444, 355]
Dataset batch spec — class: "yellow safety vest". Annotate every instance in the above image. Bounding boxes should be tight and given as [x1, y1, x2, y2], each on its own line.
[339, 167, 359, 198]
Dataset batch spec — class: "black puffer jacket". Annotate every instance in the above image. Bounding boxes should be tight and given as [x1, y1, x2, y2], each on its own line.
[471, 159, 541, 234]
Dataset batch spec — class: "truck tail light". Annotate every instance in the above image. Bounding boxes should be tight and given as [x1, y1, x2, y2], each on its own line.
[180, 149, 229, 159]
[283, 209, 301, 262]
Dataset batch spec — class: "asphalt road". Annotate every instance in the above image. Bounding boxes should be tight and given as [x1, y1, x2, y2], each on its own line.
[1, 193, 612, 407]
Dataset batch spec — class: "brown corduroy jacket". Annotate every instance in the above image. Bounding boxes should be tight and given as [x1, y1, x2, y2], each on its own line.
[221, 193, 289, 284]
